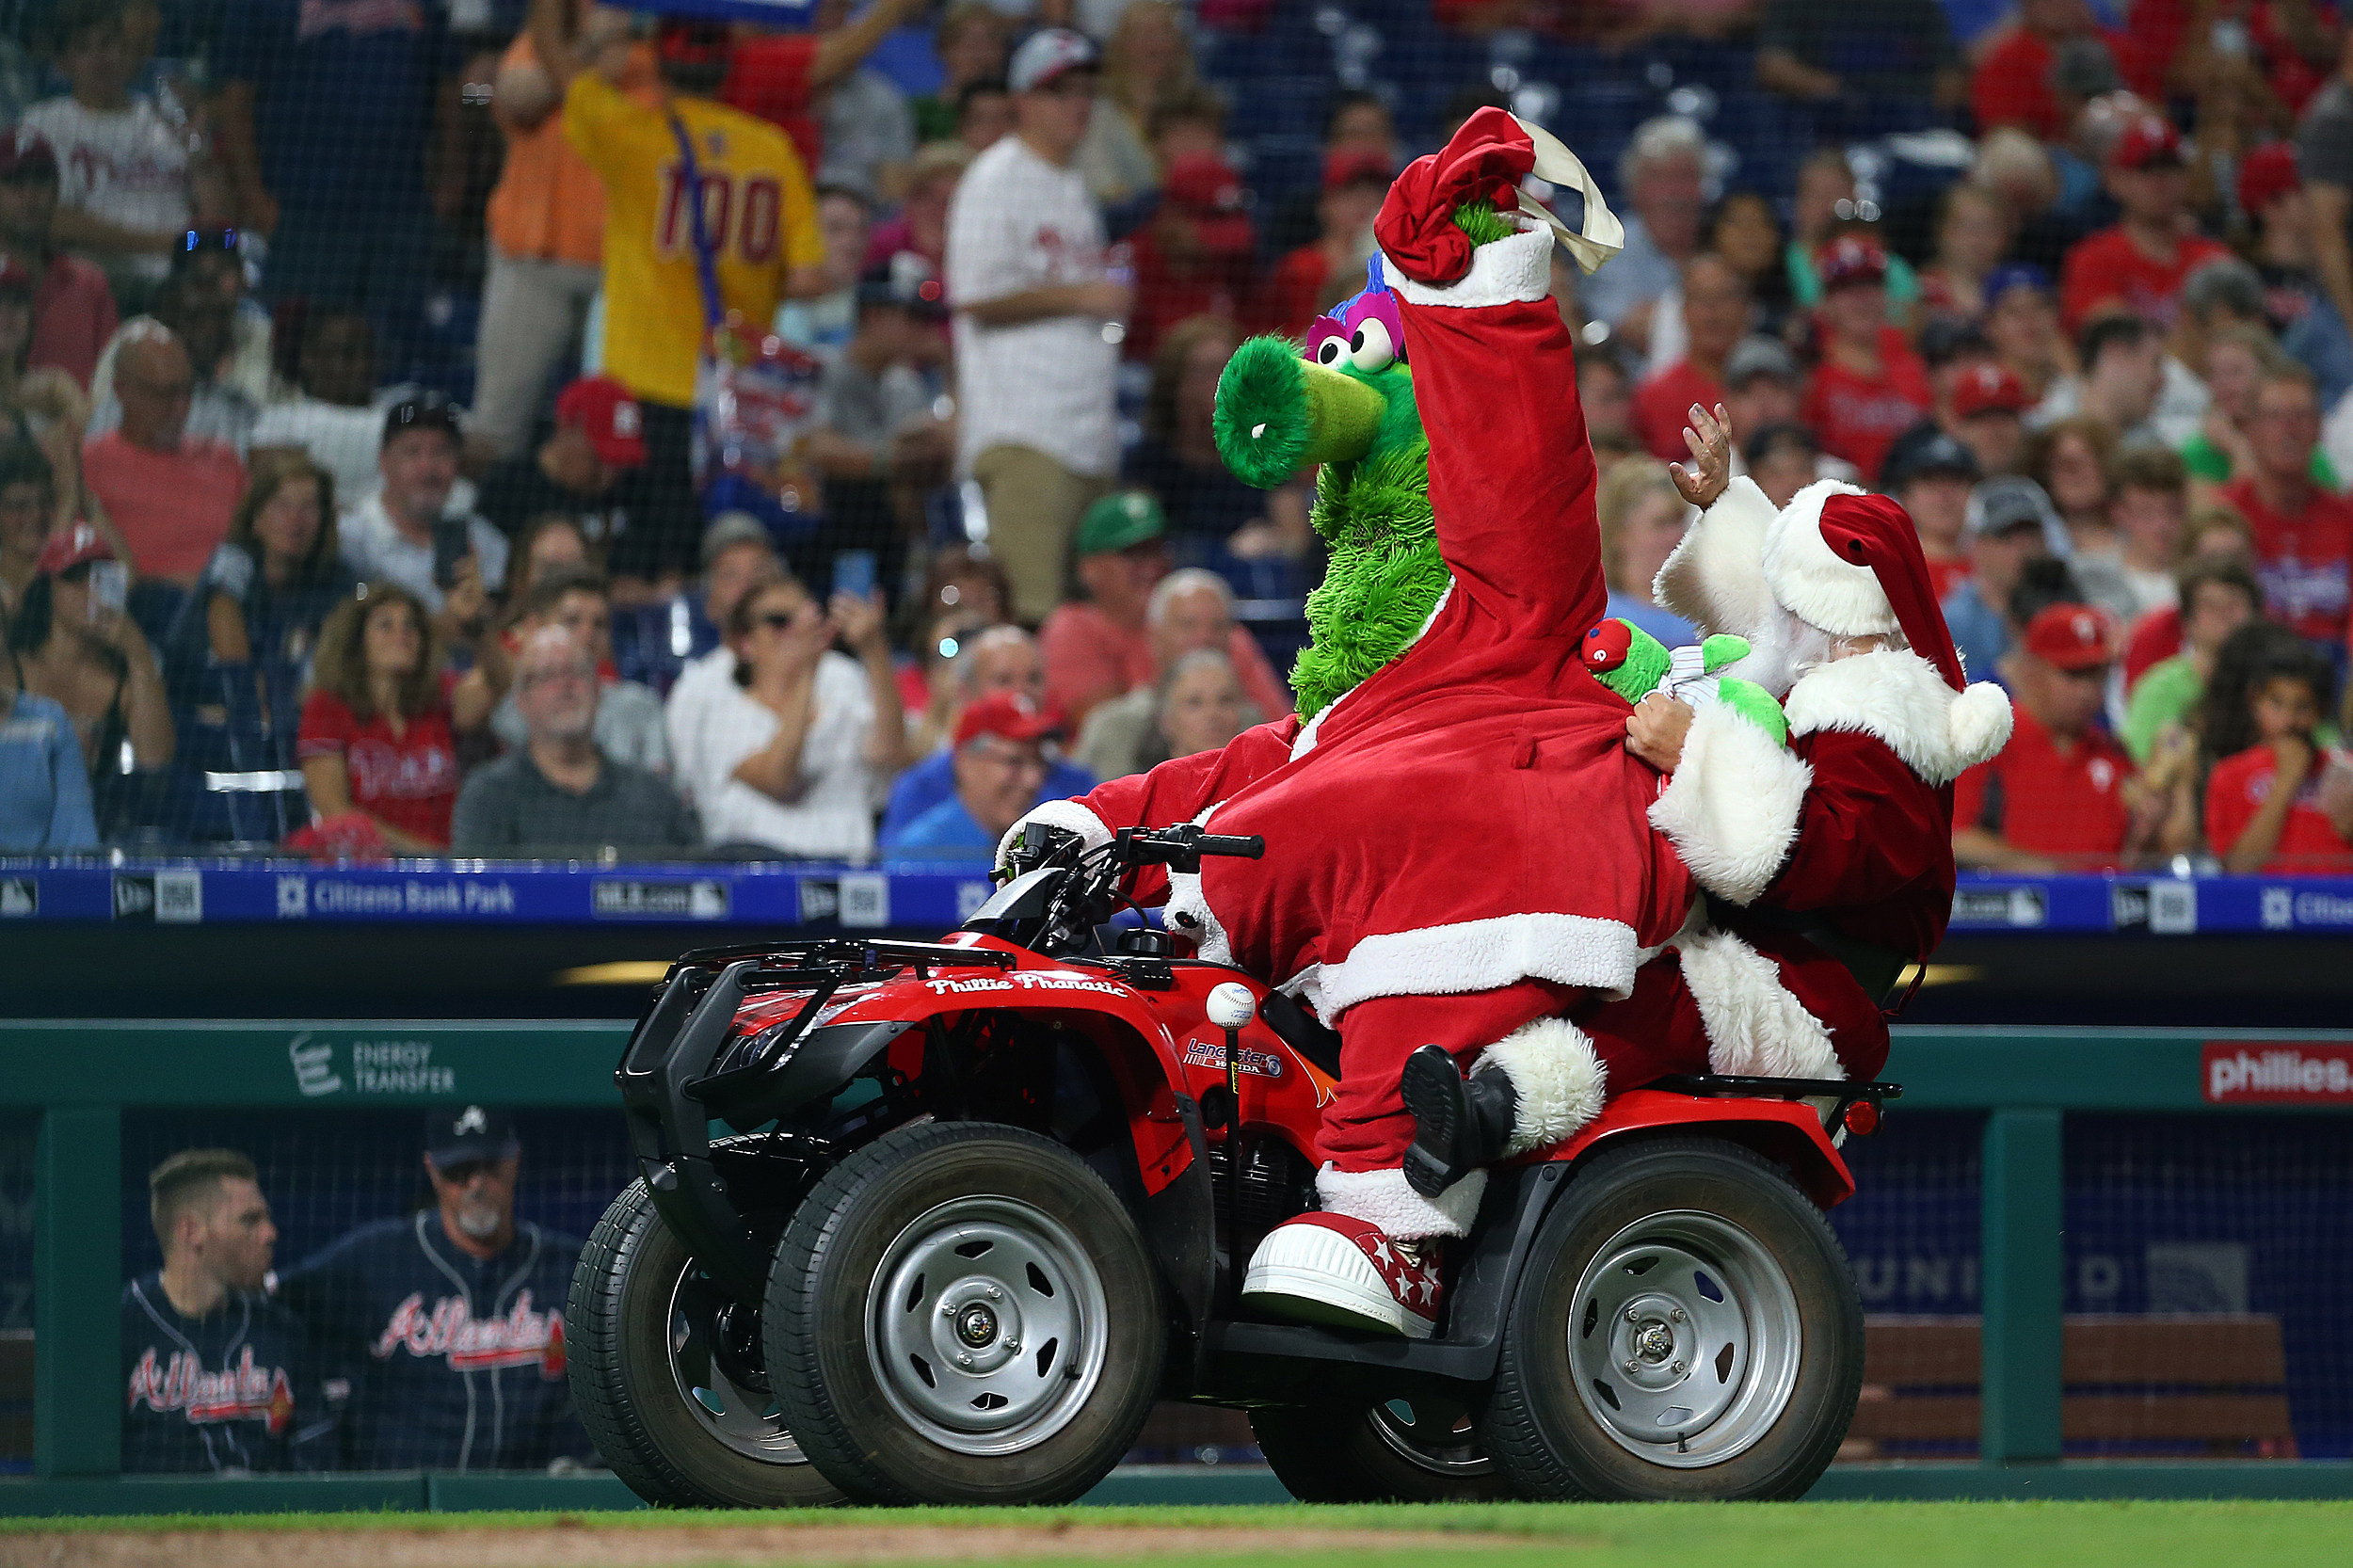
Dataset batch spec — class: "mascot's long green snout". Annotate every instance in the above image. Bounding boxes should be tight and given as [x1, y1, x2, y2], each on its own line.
[1209, 263, 1451, 724]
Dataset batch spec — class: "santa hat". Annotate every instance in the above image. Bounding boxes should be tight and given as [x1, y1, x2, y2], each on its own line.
[1764, 479, 2012, 776]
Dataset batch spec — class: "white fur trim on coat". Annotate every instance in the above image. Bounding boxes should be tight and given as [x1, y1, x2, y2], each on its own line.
[1317, 912, 1644, 1022]
[1382, 224, 1553, 310]
[1317, 1162, 1488, 1240]
[1673, 921, 1844, 1081]
[1648, 701, 1813, 906]
[1784, 648, 2015, 787]
[1760, 478, 1899, 640]
[1472, 1016, 1607, 1158]
[994, 797, 1112, 872]
[1655, 475, 1782, 637]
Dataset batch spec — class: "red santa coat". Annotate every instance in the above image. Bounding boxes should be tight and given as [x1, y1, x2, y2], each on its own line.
[1622, 477, 2013, 1088]
[1009, 221, 1696, 1218]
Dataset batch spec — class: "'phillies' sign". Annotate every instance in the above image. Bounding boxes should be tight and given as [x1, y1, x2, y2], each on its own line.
[2202, 1041, 2353, 1103]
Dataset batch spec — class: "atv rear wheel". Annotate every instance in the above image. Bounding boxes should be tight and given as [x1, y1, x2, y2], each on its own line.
[566, 1180, 842, 1507]
[766, 1120, 1165, 1504]
[1253, 1393, 1513, 1501]
[1481, 1136, 1862, 1500]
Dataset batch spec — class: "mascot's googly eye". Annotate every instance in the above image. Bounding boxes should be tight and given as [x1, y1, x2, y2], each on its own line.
[1347, 318, 1397, 373]
[1315, 337, 1347, 367]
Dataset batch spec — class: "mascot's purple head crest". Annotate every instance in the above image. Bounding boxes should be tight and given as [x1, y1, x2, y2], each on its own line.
[1305, 258, 1406, 375]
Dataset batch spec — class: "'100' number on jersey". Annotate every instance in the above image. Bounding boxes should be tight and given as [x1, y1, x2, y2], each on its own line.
[657, 165, 782, 264]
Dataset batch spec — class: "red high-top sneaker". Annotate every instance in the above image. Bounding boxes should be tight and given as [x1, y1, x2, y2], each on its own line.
[1240, 1212, 1446, 1338]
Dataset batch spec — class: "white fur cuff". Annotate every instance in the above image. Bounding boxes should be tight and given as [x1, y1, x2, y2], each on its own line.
[1648, 701, 1812, 906]
[1318, 1162, 1488, 1240]
[1760, 478, 1892, 639]
[1473, 1016, 1607, 1158]
[1673, 923, 1843, 1081]
[993, 797, 1112, 872]
[1655, 474, 1781, 637]
[1784, 648, 2015, 786]
[1382, 224, 1553, 310]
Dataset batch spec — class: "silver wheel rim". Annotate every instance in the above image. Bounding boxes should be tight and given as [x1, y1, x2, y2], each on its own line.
[664, 1267, 808, 1465]
[1563, 1208, 1802, 1468]
[868, 1195, 1109, 1456]
[1366, 1395, 1497, 1480]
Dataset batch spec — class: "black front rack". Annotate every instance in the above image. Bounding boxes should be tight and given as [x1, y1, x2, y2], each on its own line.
[663, 936, 1018, 985]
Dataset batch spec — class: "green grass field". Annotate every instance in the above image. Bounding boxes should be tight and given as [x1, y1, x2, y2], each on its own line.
[4, 1501, 2348, 1568]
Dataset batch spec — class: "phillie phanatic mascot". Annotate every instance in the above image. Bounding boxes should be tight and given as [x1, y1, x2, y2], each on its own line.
[1000, 108, 1694, 1338]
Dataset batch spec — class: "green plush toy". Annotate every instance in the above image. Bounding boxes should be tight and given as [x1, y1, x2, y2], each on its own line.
[1578, 619, 1790, 745]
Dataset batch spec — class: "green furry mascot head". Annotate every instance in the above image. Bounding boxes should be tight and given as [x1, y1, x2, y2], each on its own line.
[1211, 203, 1514, 721]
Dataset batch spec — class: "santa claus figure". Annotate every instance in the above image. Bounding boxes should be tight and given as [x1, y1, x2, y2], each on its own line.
[1597, 421, 2015, 1098]
[1002, 109, 1691, 1340]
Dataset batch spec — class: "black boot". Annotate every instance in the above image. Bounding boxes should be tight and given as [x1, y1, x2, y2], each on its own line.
[1401, 1044, 1518, 1199]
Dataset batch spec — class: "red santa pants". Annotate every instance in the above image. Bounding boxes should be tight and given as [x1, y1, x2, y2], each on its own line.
[1319, 978, 1588, 1172]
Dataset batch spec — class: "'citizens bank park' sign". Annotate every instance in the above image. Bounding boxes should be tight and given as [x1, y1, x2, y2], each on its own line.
[2202, 1041, 2353, 1103]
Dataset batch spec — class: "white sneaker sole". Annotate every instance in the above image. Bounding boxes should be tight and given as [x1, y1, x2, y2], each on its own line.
[1241, 1227, 1436, 1339]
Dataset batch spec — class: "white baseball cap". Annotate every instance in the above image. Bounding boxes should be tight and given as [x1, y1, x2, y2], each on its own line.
[1009, 28, 1100, 92]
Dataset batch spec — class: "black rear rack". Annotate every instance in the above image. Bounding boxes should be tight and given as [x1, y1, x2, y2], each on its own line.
[1651, 1073, 1901, 1135]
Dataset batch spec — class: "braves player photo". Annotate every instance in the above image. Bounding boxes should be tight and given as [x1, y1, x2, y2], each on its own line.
[122, 1149, 330, 1472]
[274, 1108, 591, 1470]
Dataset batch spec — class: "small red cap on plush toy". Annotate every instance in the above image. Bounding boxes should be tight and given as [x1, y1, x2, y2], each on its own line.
[1374, 106, 1534, 287]
[1581, 618, 1632, 673]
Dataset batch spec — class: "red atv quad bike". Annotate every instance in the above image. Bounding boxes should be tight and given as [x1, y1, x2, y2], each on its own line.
[567, 823, 1897, 1507]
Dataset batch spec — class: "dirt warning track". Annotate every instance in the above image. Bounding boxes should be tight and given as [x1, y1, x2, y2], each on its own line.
[0, 1522, 1559, 1568]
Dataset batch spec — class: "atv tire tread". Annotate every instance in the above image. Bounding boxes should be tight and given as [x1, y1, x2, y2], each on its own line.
[767, 1119, 1165, 1506]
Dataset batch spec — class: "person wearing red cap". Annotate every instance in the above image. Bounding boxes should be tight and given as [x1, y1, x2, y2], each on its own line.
[0, 122, 118, 391]
[883, 690, 1064, 853]
[1801, 236, 1934, 484]
[1606, 421, 2014, 1101]
[1950, 360, 2035, 480]
[1121, 147, 1256, 363]
[2057, 112, 2231, 335]
[1259, 149, 1393, 341]
[474, 374, 648, 568]
[1952, 600, 2163, 870]
[9, 522, 174, 821]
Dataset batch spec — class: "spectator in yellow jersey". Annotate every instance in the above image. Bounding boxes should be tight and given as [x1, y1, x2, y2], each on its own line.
[534, 1, 828, 587]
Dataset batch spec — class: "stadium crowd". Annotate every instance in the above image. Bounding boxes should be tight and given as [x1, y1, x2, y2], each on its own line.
[4, 0, 2353, 873]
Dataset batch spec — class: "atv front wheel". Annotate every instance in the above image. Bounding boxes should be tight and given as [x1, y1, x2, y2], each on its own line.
[1481, 1136, 1862, 1500]
[1253, 1393, 1513, 1501]
[566, 1180, 843, 1507]
[765, 1120, 1165, 1504]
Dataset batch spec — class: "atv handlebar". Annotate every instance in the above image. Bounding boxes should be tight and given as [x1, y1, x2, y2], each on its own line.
[1196, 834, 1265, 860]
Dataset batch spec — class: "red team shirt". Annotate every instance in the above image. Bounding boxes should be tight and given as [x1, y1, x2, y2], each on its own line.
[297, 691, 461, 847]
[2203, 744, 2353, 873]
[1952, 703, 2137, 865]
[1925, 554, 1973, 605]
[1635, 360, 1726, 462]
[2058, 227, 2231, 334]
[1801, 327, 1931, 485]
[2219, 476, 2353, 643]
